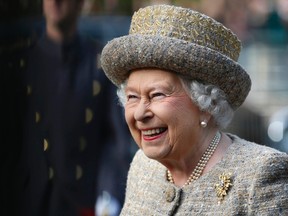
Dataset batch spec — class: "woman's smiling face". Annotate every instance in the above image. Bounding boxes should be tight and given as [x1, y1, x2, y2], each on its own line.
[124, 69, 203, 161]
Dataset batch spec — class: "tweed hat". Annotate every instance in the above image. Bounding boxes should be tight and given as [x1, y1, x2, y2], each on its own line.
[101, 4, 251, 109]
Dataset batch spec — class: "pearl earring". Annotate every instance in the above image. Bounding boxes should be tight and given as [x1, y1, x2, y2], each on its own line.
[200, 121, 207, 128]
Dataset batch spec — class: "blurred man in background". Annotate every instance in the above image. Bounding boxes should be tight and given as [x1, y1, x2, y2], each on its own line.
[17, 0, 131, 215]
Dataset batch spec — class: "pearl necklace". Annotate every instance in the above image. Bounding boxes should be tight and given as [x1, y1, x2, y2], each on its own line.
[167, 131, 221, 187]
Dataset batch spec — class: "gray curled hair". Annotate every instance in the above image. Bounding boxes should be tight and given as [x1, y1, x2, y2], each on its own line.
[116, 77, 234, 129]
[179, 78, 234, 129]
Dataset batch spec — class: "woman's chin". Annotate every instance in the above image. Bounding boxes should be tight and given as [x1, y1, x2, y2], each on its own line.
[141, 145, 171, 160]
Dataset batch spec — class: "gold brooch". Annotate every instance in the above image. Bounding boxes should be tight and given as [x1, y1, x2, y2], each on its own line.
[214, 172, 233, 203]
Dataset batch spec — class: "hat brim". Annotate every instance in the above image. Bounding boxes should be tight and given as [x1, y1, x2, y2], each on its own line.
[101, 34, 251, 109]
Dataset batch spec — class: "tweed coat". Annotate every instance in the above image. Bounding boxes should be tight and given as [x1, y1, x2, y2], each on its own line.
[121, 134, 288, 215]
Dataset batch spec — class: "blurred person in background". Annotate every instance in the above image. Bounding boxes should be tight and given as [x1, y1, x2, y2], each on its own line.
[17, 0, 131, 215]
[101, 4, 288, 215]
[199, 0, 249, 42]
[276, 0, 288, 30]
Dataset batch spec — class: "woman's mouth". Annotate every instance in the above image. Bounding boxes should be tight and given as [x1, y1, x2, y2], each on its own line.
[142, 128, 167, 137]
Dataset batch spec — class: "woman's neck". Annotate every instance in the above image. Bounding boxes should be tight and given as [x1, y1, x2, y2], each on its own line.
[165, 131, 231, 187]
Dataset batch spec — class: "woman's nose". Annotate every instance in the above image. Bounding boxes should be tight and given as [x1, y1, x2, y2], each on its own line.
[134, 100, 153, 121]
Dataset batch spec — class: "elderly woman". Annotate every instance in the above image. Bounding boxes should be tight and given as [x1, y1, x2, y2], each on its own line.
[101, 4, 288, 215]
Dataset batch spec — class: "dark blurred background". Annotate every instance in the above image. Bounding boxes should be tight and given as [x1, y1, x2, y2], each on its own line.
[1, 0, 288, 215]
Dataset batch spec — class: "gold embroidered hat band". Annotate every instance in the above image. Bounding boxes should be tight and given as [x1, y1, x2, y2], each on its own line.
[100, 4, 251, 109]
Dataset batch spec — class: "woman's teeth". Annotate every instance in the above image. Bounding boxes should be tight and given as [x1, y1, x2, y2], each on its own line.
[142, 128, 166, 136]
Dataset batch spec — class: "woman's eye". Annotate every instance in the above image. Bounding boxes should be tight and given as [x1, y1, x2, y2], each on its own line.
[151, 92, 165, 99]
[127, 94, 138, 101]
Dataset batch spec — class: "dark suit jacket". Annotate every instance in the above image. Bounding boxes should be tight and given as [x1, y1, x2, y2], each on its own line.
[16, 33, 131, 216]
